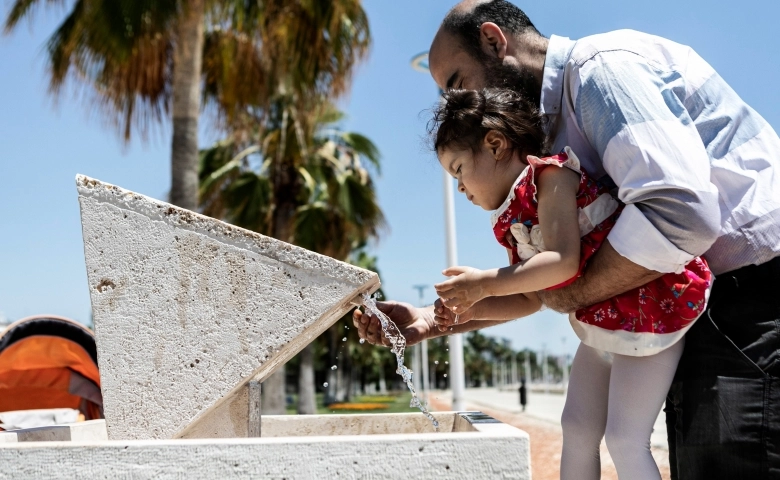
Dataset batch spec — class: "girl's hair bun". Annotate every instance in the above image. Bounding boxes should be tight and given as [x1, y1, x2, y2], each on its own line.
[440, 89, 485, 125]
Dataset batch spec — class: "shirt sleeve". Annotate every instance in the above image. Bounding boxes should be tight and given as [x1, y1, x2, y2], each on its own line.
[571, 51, 721, 273]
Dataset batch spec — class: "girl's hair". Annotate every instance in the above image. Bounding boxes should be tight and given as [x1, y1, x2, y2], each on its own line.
[428, 88, 548, 160]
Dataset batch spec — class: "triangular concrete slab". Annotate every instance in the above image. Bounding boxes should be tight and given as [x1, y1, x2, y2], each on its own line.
[76, 175, 379, 440]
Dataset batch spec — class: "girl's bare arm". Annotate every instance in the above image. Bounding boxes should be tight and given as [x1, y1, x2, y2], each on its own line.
[433, 292, 542, 331]
[435, 166, 582, 313]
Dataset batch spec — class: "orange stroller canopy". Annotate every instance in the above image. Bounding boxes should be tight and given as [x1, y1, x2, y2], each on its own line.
[0, 315, 102, 420]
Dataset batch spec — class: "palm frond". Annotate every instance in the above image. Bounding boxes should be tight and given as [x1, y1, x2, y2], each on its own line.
[338, 132, 380, 173]
[4, 0, 62, 32]
[202, 27, 266, 125]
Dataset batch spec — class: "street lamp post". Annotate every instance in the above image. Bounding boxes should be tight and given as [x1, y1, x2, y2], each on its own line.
[524, 351, 532, 384]
[411, 52, 466, 411]
[413, 285, 430, 404]
[541, 344, 549, 395]
[561, 336, 569, 395]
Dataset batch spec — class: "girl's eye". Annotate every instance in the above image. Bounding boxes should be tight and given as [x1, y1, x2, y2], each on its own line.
[456, 166, 462, 174]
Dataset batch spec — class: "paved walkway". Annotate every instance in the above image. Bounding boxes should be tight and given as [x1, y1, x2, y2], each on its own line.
[435, 387, 668, 449]
[428, 387, 671, 480]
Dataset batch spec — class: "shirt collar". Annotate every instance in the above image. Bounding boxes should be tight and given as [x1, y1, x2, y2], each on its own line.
[540, 35, 576, 116]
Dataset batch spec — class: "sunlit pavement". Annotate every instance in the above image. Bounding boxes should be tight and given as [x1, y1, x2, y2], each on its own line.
[430, 387, 668, 450]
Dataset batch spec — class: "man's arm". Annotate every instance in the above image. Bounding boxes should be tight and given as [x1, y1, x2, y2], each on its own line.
[538, 240, 662, 313]
[433, 292, 542, 331]
[542, 50, 723, 312]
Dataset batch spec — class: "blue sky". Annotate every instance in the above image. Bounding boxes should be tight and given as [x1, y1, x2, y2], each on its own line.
[1, 0, 778, 356]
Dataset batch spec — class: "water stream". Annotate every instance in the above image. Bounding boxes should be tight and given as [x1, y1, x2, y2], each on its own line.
[361, 293, 439, 430]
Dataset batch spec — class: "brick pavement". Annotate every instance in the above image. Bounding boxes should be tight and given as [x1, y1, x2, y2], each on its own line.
[428, 390, 670, 480]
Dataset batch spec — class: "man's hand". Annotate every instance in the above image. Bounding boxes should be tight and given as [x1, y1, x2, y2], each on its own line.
[434, 266, 491, 314]
[433, 297, 476, 332]
[352, 300, 434, 347]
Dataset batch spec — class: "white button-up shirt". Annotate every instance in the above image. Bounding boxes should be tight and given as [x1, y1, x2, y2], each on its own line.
[541, 30, 780, 275]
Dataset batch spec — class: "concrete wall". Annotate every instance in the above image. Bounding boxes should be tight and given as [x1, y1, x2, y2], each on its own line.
[0, 424, 530, 480]
[76, 176, 379, 440]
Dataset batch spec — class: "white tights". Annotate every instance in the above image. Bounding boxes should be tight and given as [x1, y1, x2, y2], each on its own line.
[560, 340, 683, 480]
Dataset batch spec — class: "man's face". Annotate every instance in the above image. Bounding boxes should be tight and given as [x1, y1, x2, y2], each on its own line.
[429, 30, 541, 106]
[429, 33, 490, 91]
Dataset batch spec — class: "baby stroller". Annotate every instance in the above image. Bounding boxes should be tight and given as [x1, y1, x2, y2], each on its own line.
[0, 315, 103, 423]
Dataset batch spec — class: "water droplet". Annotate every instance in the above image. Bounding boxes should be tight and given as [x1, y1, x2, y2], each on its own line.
[342, 337, 347, 342]
[359, 338, 366, 344]
[445, 361, 449, 365]
[446, 349, 449, 352]
[434, 360, 439, 365]
[331, 365, 337, 370]
[443, 374, 448, 378]
[323, 382, 329, 388]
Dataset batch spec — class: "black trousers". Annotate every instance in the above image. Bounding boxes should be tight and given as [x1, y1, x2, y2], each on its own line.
[667, 256, 780, 479]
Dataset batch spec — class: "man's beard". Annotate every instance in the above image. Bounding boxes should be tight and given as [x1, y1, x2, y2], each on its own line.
[481, 54, 541, 107]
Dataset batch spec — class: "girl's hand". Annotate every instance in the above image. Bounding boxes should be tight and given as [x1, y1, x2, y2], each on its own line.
[433, 298, 475, 331]
[434, 266, 491, 314]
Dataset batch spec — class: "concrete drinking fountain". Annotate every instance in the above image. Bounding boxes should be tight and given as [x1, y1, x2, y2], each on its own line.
[0, 176, 531, 479]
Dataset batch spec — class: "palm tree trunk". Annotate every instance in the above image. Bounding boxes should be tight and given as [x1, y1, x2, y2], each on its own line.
[262, 108, 303, 413]
[169, 0, 205, 210]
[261, 369, 286, 414]
[324, 327, 338, 404]
[297, 344, 317, 414]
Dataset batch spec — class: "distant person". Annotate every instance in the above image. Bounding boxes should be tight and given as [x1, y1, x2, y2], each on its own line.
[429, 87, 710, 478]
[354, 1, 780, 477]
[518, 378, 526, 412]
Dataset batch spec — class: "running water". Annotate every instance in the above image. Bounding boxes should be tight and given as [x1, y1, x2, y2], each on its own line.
[361, 293, 439, 430]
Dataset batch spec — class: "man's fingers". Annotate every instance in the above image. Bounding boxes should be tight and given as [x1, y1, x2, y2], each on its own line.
[353, 308, 364, 327]
[365, 316, 380, 341]
[353, 309, 371, 341]
[441, 296, 462, 310]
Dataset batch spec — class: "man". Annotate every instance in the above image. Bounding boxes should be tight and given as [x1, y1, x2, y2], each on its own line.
[354, 0, 780, 477]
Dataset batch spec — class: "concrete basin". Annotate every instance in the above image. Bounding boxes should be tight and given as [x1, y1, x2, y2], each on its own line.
[0, 412, 530, 479]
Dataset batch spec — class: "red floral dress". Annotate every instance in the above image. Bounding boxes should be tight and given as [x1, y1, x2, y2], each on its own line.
[490, 147, 712, 356]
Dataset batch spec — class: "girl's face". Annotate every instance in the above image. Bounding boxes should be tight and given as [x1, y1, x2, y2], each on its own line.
[438, 132, 528, 211]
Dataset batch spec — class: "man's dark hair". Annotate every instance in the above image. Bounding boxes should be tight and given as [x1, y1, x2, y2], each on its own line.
[442, 1, 541, 60]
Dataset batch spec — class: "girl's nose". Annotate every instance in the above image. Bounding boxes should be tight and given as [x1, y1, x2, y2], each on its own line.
[457, 181, 466, 193]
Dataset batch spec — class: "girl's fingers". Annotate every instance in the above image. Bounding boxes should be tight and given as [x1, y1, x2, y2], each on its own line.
[441, 266, 467, 277]
[433, 282, 454, 294]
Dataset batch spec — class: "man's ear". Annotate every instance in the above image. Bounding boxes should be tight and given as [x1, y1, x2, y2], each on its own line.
[484, 130, 509, 160]
[479, 22, 508, 60]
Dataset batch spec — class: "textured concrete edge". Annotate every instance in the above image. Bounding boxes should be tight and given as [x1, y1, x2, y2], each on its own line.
[0, 429, 529, 448]
[174, 276, 380, 439]
[74, 174, 378, 286]
[0, 434, 531, 480]
[0, 415, 531, 479]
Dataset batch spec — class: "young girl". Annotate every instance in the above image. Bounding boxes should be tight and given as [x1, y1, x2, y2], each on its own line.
[429, 89, 711, 480]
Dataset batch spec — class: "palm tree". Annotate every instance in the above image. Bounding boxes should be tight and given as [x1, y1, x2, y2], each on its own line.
[199, 96, 384, 414]
[4, 0, 370, 210]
